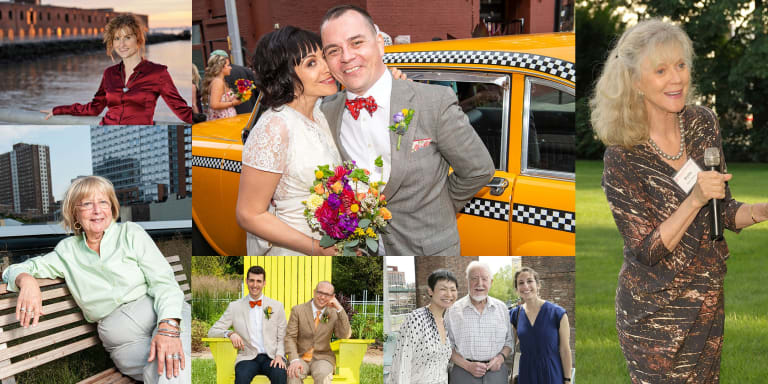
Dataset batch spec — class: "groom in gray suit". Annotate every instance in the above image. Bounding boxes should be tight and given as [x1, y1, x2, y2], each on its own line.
[208, 266, 287, 384]
[319, 5, 495, 256]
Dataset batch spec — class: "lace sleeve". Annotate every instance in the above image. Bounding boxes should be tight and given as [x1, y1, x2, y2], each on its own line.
[242, 113, 290, 173]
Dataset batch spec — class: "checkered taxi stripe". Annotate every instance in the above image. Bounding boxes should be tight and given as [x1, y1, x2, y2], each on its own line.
[383, 51, 575, 83]
[512, 203, 575, 233]
[462, 198, 510, 221]
[192, 155, 242, 174]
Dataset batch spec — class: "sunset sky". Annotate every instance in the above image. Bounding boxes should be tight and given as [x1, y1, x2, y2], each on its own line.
[41, 0, 190, 29]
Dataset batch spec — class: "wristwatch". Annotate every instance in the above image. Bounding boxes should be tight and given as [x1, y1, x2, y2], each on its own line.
[563, 378, 571, 382]
[160, 319, 180, 328]
[224, 330, 232, 338]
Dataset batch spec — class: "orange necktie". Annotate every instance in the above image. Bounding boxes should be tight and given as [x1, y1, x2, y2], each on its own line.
[302, 310, 322, 362]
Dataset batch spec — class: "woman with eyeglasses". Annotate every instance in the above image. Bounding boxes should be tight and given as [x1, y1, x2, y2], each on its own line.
[1, 176, 190, 384]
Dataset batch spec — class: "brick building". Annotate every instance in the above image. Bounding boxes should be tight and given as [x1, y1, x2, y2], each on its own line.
[192, 0, 574, 68]
[0, 0, 148, 43]
[0, 143, 54, 216]
[413, 256, 478, 308]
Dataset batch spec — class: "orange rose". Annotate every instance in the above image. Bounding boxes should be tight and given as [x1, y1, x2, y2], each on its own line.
[379, 194, 386, 202]
[380, 207, 392, 220]
[313, 183, 325, 195]
[357, 192, 366, 201]
[364, 169, 370, 175]
[331, 181, 343, 193]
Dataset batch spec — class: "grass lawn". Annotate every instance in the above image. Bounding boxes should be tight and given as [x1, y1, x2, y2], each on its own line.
[576, 160, 768, 383]
[192, 358, 383, 384]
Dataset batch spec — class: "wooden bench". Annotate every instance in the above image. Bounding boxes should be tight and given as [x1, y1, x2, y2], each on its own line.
[0, 255, 191, 384]
[202, 337, 374, 384]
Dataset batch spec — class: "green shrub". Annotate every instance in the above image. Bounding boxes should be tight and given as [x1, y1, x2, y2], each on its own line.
[192, 319, 209, 352]
[350, 314, 384, 344]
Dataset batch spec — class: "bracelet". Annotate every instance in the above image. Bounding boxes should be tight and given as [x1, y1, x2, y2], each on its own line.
[563, 378, 571, 382]
[159, 319, 180, 329]
[497, 352, 506, 360]
[158, 329, 180, 335]
[157, 332, 181, 338]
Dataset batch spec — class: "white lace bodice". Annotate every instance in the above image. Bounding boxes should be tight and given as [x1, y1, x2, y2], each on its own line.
[241, 100, 341, 255]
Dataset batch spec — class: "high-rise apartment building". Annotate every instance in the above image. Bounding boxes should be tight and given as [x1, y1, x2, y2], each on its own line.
[91, 126, 191, 205]
[0, 143, 54, 215]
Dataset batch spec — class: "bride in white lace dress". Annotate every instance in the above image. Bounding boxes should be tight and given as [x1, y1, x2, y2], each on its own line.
[236, 26, 341, 256]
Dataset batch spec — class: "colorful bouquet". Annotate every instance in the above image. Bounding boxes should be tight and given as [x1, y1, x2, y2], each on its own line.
[303, 158, 391, 256]
[234, 78, 256, 102]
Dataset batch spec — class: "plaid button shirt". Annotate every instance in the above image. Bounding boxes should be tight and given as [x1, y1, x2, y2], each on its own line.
[445, 295, 515, 361]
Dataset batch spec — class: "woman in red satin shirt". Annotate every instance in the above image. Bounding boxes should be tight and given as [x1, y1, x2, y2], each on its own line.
[41, 15, 193, 125]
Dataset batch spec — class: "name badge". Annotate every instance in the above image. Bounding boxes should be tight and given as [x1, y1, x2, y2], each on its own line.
[673, 157, 702, 194]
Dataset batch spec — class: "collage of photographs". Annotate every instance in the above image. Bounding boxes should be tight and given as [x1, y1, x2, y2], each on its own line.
[0, 0, 766, 383]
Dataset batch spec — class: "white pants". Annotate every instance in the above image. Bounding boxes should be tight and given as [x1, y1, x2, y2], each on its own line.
[97, 295, 192, 384]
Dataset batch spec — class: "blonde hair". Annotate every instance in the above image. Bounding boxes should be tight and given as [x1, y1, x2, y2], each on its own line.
[192, 63, 201, 89]
[590, 19, 695, 148]
[61, 176, 120, 236]
[202, 55, 229, 106]
[103, 14, 146, 60]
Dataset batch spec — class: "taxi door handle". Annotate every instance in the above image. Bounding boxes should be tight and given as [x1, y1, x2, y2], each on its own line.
[486, 177, 509, 196]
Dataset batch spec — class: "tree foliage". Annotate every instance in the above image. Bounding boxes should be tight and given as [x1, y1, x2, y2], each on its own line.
[577, 0, 768, 161]
[489, 264, 519, 303]
[332, 256, 383, 297]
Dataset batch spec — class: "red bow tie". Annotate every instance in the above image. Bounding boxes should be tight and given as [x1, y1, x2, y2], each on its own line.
[345, 96, 378, 120]
[249, 300, 262, 308]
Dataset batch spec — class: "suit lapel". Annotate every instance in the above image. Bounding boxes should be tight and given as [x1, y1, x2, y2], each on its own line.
[325, 92, 353, 162]
[383, 80, 417, 198]
[240, 297, 254, 346]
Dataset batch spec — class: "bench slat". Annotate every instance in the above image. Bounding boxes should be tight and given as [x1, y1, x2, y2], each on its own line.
[0, 299, 78, 328]
[0, 287, 70, 312]
[0, 312, 86, 344]
[76, 367, 133, 384]
[0, 279, 65, 296]
[0, 335, 101, 379]
[3, 323, 96, 361]
[174, 274, 186, 283]
[165, 255, 180, 264]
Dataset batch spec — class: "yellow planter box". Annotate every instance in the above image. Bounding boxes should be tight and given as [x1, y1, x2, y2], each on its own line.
[201, 338, 374, 384]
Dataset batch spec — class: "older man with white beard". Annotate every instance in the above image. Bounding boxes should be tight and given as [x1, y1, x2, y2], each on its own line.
[445, 261, 514, 384]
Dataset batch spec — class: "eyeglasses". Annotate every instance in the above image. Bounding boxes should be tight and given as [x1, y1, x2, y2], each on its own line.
[315, 290, 334, 298]
[77, 200, 111, 211]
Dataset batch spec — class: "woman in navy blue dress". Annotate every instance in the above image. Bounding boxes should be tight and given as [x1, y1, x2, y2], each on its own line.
[510, 267, 572, 384]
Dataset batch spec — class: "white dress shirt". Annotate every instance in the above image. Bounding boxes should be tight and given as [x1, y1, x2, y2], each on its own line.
[340, 70, 393, 255]
[340, 70, 392, 187]
[248, 294, 266, 353]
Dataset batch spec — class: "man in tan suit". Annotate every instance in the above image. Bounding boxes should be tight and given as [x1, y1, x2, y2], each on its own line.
[208, 266, 287, 384]
[285, 281, 351, 384]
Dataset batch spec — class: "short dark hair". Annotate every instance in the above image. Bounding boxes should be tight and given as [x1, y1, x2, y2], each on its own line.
[251, 26, 323, 109]
[321, 4, 377, 36]
[513, 267, 540, 289]
[247, 265, 266, 280]
[427, 269, 458, 291]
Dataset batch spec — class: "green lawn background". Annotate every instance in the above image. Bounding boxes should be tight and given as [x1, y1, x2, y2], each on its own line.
[576, 160, 768, 383]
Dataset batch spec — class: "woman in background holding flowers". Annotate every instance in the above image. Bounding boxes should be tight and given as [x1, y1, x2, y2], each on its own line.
[202, 53, 243, 121]
[41, 14, 193, 125]
[388, 269, 457, 384]
[236, 26, 341, 256]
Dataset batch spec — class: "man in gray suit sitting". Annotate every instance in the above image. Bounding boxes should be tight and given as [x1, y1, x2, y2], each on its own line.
[320, 5, 495, 256]
[208, 266, 287, 384]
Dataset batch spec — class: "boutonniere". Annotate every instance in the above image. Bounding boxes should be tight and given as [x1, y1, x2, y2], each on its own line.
[321, 312, 330, 323]
[264, 306, 273, 320]
[389, 109, 414, 150]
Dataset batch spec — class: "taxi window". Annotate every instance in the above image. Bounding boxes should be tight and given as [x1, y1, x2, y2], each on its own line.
[405, 72, 509, 171]
[523, 78, 575, 176]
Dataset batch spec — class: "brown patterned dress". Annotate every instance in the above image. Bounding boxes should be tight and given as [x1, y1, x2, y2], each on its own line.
[602, 105, 744, 383]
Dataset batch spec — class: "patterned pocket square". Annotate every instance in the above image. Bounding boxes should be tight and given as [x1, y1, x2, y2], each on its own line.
[411, 138, 432, 152]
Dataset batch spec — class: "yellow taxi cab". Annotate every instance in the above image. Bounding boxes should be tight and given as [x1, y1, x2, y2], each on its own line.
[192, 33, 574, 256]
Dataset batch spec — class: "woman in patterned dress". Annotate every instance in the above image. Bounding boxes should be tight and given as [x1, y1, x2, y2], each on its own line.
[590, 19, 768, 383]
[202, 53, 243, 121]
[388, 269, 458, 384]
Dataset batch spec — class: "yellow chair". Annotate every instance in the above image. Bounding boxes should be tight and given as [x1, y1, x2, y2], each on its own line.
[202, 338, 374, 384]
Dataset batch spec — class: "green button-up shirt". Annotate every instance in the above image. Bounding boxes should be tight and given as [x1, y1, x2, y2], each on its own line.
[2, 221, 183, 324]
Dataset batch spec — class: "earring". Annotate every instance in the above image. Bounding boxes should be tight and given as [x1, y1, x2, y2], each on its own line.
[74, 221, 82, 230]
[638, 90, 644, 97]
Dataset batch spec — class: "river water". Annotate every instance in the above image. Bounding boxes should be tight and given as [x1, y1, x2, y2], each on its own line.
[0, 40, 192, 124]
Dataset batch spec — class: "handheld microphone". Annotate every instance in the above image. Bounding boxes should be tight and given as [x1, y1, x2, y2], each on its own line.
[703, 148, 724, 241]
